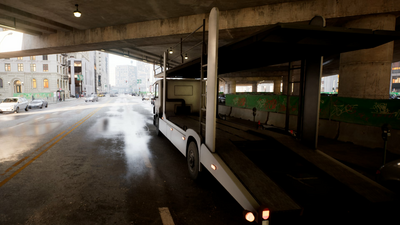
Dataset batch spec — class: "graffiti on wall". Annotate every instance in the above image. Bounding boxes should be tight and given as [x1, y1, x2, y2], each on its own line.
[226, 94, 400, 129]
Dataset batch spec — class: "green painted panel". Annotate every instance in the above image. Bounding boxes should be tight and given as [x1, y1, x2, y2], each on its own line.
[319, 96, 331, 119]
[226, 93, 400, 129]
[13, 92, 53, 100]
[226, 94, 299, 115]
[329, 97, 400, 129]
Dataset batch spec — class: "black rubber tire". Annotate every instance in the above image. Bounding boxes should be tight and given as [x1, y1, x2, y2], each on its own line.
[40, 104, 43, 109]
[25, 106, 28, 111]
[14, 107, 19, 113]
[45, 104, 48, 108]
[187, 141, 200, 180]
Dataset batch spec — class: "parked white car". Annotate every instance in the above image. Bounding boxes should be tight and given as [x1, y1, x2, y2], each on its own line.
[0, 97, 29, 113]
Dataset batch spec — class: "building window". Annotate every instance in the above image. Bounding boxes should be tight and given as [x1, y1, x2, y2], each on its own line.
[30, 56, 36, 60]
[32, 78, 37, 88]
[18, 63, 24, 71]
[31, 64, 36, 72]
[5, 63, 11, 71]
[57, 79, 59, 89]
[43, 79, 49, 88]
[0, 78, 3, 88]
[43, 55, 48, 60]
[17, 57, 23, 60]
[43, 64, 48, 72]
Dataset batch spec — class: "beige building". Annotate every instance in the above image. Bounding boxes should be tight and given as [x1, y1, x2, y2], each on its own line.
[0, 54, 68, 101]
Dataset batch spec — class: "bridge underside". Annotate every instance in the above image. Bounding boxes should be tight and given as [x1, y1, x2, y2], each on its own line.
[0, 0, 399, 78]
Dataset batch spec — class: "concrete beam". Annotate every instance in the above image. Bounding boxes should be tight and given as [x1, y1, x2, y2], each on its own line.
[1, 0, 400, 58]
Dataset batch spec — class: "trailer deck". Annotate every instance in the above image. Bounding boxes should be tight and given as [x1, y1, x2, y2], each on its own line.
[167, 114, 396, 223]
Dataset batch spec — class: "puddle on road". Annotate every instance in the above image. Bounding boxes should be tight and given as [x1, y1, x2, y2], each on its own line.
[0, 136, 39, 163]
[90, 98, 154, 178]
[0, 122, 61, 163]
[0, 122, 61, 136]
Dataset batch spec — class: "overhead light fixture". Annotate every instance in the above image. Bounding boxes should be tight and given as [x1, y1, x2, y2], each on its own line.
[169, 47, 173, 54]
[74, 4, 81, 17]
[184, 54, 188, 60]
[124, 55, 129, 58]
[100, 49, 105, 52]
[8, 82, 10, 85]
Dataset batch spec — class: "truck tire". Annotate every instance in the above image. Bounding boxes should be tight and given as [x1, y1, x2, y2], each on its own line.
[187, 141, 200, 180]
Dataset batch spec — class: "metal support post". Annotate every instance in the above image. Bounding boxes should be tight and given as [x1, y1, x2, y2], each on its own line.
[301, 57, 323, 149]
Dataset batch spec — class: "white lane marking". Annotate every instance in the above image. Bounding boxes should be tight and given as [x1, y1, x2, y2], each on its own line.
[159, 207, 175, 225]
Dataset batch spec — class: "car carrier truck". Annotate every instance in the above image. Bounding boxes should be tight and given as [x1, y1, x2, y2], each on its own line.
[151, 7, 399, 224]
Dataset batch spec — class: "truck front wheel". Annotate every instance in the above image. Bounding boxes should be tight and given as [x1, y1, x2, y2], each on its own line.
[187, 141, 200, 180]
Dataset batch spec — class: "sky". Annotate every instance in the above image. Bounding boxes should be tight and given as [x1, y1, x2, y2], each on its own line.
[109, 54, 137, 86]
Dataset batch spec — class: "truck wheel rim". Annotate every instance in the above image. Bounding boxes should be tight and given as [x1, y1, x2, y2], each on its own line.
[188, 150, 195, 170]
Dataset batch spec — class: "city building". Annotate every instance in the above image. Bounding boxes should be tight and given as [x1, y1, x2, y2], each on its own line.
[0, 53, 68, 101]
[136, 61, 153, 94]
[67, 52, 96, 97]
[321, 75, 339, 93]
[391, 61, 400, 92]
[115, 63, 137, 93]
[95, 51, 110, 93]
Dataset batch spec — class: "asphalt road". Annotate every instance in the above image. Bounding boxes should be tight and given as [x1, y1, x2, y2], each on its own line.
[0, 95, 244, 225]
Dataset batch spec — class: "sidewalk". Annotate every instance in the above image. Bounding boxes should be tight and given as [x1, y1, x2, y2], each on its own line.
[48, 97, 78, 105]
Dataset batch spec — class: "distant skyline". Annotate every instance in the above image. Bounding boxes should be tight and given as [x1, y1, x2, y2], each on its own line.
[109, 54, 136, 86]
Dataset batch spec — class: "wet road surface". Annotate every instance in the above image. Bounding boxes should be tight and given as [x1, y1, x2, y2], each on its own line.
[0, 95, 244, 225]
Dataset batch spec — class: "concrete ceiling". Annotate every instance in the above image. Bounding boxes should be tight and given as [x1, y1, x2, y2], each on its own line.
[0, 0, 303, 34]
[0, 0, 399, 77]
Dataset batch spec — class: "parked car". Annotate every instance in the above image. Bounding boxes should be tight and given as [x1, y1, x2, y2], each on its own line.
[0, 97, 29, 113]
[377, 159, 400, 193]
[28, 99, 48, 109]
[110, 93, 117, 97]
[98, 93, 105, 97]
[85, 94, 98, 102]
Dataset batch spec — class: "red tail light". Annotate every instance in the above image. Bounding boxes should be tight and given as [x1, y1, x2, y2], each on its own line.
[262, 209, 270, 220]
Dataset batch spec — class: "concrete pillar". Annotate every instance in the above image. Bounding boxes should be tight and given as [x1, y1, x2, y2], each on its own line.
[339, 14, 396, 99]
[282, 75, 288, 95]
[252, 82, 258, 92]
[274, 78, 281, 95]
[229, 80, 236, 94]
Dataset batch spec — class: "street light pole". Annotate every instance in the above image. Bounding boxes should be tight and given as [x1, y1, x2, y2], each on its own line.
[0, 32, 13, 48]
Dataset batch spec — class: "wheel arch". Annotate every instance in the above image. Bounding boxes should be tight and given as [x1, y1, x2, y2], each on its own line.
[185, 129, 202, 171]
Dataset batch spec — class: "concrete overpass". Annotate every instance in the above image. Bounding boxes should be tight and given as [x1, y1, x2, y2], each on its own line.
[0, 0, 399, 98]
